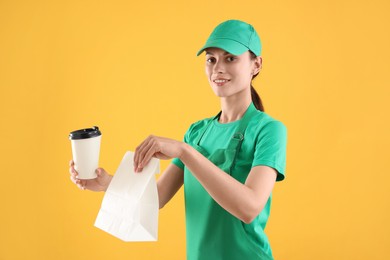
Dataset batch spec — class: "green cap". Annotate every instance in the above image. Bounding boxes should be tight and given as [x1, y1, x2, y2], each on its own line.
[196, 19, 262, 56]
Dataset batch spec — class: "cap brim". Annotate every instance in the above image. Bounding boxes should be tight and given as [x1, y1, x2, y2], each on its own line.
[196, 38, 249, 56]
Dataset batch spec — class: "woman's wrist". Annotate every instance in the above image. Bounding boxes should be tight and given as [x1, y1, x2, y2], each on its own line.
[179, 142, 192, 163]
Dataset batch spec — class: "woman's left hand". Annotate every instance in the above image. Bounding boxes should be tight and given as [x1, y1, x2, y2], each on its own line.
[133, 135, 186, 172]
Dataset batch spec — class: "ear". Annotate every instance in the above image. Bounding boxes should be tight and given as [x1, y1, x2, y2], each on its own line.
[253, 56, 262, 75]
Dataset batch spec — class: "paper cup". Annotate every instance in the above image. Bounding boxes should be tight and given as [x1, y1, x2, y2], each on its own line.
[69, 126, 102, 179]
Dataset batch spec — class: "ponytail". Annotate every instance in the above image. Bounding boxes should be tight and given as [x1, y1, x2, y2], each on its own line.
[249, 51, 264, 111]
[251, 84, 264, 112]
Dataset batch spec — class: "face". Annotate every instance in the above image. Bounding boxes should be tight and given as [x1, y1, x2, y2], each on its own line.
[205, 47, 262, 99]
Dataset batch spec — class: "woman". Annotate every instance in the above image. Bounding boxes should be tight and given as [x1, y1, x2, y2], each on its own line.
[70, 19, 287, 260]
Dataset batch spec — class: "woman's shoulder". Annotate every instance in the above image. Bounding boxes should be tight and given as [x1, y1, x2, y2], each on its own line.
[249, 110, 287, 133]
[180, 114, 218, 144]
[186, 116, 214, 133]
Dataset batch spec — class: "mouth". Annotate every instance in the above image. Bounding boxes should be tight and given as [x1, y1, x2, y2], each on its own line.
[213, 79, 231, 86]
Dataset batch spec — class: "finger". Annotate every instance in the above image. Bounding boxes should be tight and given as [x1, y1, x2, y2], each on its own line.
[96, 168, 105, 178]
[140, 136, 158, 164]
[79, 180, 87, 189]
[134, 136, 151, 168]
[135, 136, 155, 172]
[77, 183, 85, 190]
[140, 145, 159, 172]
[69, 166, 75, 176]
[134, 136, 152, 170]
[134, 143, 143, 170]
[70, 175, 79, 185]
[70, 175, 84, 190]
[69, 166, 78, 177]
[69, 159, 74, 166]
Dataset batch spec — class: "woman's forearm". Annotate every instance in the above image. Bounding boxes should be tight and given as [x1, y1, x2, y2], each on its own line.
[156, 163, 184, 209]
[179, 143, 263, 223]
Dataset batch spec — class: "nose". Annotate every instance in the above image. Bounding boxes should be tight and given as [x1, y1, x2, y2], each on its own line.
[213, 59, 225, 74]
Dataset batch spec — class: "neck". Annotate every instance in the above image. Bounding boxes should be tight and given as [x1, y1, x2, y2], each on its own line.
[219, 91, 252, 123]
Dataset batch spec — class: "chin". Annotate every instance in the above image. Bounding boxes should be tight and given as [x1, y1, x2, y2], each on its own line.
[211, 89, 226, 97]
[210, 88, 228, 97]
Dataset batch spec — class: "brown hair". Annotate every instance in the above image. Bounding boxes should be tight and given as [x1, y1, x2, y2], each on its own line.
[250, 51, 264, 112]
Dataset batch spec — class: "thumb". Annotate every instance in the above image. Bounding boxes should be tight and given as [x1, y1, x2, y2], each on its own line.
[96, 168, 106, 177]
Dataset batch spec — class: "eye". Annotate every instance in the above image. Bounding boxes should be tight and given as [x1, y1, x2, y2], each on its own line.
[226, 56, 236, 62]
[206, 57, 216, 63]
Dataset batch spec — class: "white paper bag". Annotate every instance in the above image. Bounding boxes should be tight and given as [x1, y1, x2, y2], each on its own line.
[94, 151, 160, 241]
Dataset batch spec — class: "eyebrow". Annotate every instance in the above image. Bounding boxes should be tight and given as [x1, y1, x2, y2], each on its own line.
[205, 51, 230, 56]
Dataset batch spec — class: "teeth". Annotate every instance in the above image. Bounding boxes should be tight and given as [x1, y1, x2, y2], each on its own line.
[214, 79, 228, 83]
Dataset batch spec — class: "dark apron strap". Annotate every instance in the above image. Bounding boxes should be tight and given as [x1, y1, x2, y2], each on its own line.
[226, 102, 257, 150]
[195, 111, 221, 146]
[225, 103, 257, 172]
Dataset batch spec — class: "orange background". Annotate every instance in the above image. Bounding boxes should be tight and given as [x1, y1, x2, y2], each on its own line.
[0, 0, 389, 259]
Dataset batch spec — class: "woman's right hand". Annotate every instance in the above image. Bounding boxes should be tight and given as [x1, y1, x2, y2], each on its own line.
[69, 160, 112, 192]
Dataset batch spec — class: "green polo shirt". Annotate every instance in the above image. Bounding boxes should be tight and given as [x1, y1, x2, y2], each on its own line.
[172, 103, 287, 259]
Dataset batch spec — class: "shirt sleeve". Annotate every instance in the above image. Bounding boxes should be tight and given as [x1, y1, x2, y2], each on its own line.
[171, 123, 194, 170]
[251, 120, 287, 181]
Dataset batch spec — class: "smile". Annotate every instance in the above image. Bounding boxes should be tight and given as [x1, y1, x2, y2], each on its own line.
[213, 79, 230, 83]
